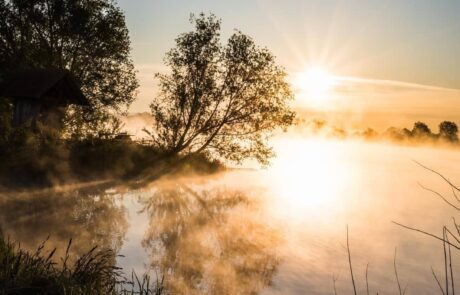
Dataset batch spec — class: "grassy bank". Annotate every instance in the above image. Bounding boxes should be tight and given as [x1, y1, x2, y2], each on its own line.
[0, 127, 224, 189]
[0, 233, 165, 295]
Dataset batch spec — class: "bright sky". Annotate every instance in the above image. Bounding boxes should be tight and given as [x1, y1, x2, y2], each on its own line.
[118, 0, 460, 128]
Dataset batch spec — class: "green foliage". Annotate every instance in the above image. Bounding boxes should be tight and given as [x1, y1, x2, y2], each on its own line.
[0, 0, 138, 137]
[149, 13, 295, 165]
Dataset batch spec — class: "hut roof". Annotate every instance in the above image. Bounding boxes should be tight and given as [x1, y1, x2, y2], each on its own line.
[0, 69, 89, 106]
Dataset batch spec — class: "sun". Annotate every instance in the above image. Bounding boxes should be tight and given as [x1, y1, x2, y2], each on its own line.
[293, 67, 335, 102]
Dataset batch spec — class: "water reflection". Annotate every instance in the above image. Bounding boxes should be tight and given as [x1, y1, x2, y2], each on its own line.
[139, 182, 282, 295]
[0, 185, 128, 261]
[3, 138, 460, 294]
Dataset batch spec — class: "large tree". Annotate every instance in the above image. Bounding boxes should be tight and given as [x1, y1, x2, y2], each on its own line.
[149, 14, 294, 165]
[0, 0, 138, 137]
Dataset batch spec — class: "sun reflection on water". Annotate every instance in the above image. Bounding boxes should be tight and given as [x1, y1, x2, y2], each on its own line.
[265, 138, 355, 221]
[4, 137, 460, 294]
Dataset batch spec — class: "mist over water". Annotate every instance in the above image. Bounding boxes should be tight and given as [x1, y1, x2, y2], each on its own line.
[2, 137, 460, 294]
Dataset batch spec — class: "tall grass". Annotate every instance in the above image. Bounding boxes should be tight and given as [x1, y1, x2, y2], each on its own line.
[0, 233, 165, 295]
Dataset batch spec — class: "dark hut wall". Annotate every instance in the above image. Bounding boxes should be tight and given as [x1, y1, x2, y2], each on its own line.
[0, 70, 89, 129]
[12, 96, 66, 128]
[12, 98, 41, 127]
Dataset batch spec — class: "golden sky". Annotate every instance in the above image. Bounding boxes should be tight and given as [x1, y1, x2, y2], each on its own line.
[118, 0, 460, 128]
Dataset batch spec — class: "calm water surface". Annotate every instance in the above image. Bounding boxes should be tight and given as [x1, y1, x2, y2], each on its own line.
[2, 137, 460, 294]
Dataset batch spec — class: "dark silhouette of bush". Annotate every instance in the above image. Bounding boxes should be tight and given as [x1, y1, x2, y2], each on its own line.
[69, 139, 158, 181]
[361, 128, 378, 140]
[0, 232, 165, 294]
[0, 128, 223, 188]
[308, 119, 460, 147]
[384, 127, 411, 141]
[412, 121, 432, 138]
[438, 121, 458, 142]
[0, 123, 71, 187]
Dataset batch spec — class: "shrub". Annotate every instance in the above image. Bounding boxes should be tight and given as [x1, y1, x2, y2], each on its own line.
[0, 233, 165, 295]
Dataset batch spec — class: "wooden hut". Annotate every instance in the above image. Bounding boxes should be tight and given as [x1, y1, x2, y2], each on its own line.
[0, 69, 89, 128]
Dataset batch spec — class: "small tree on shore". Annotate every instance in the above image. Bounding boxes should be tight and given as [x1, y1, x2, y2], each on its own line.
[149, 14, 295, 165]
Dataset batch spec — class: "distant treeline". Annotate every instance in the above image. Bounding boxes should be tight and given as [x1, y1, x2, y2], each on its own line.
[304, 119, 459, 145]
[381, 121, 458, 143]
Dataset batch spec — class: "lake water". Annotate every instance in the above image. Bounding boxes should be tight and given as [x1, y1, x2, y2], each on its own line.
[2, 137, 460, 294]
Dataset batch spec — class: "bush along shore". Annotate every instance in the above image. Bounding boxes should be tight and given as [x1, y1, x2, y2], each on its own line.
[0, 123, 224, 189]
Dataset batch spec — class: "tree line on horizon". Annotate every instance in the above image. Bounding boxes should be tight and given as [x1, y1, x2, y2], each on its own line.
[306, 119, 459, 145]
[382, 120, 458, 143]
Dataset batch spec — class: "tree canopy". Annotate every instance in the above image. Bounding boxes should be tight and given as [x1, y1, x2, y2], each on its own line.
[149, 14, 295, 165]
[0, 0, 138, 137]
[439, 121, 458, 142]
[412, 121, 431, 137]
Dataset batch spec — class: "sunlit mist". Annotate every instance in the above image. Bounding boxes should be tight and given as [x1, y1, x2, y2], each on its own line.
[4, 1, 460, 294]
[266, 138, 351, 220]
[293, 67, 336, 107]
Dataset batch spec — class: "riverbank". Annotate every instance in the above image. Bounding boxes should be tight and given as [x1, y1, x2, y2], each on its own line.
[0, 138, 224, 190]
[0, 232, 165, 294]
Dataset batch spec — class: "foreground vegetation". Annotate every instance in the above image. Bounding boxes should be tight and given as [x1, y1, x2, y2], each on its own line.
[0, 233, 165, 295]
